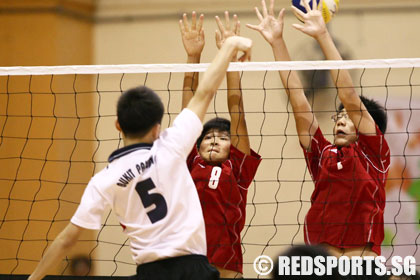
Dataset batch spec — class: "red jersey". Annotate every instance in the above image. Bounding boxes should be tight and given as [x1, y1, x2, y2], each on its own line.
[303, 126, 390, 255]
[187, 145, 261, 273]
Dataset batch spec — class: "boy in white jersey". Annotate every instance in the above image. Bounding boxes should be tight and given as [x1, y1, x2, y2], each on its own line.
[28, 35, 252, 280]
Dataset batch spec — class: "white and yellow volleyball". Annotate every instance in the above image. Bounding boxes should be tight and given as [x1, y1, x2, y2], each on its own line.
[292, 0, 339, 24]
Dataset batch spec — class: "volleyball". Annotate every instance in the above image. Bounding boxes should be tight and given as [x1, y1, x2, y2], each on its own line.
[292, 0, 339, 23]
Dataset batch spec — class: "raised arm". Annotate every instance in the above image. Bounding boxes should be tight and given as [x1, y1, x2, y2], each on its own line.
[179, 11, 205, 109]
[247, 0, 318, 150]
[215, 11, 250, 155]
[292, 1, 376, 135]
[28, 223, 84, 280]
[187, 36, 252, 122]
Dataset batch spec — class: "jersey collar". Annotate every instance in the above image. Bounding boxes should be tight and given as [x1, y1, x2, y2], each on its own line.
[108, 143, 153, 163]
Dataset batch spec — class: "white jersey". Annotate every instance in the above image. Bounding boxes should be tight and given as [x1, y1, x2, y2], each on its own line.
[71, 109, 206, 264]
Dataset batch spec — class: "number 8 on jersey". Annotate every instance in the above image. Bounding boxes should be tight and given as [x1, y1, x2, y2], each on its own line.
[208, 166, 222, 189]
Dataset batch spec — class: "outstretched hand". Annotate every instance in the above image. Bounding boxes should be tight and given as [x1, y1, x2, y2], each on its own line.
[179, 11, 205, 57]
[291, 0, 327, 38]
[246, 0, 285, 46]
[215, 11, 240, 49]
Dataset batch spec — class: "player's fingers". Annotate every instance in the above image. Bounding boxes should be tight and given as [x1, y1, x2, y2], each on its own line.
[269, 0, 275, 16]
[197, 14, 204, 32]
[191, 11, 197, 30]
[225, 11, 231, 30]
[278, 8, 285, 20]
[255, 7, 264, 21]
[215, 16, 225, 34]
[312, 0, 316, 10]
[261, 0, 268, 17]
[302, 0, 311, 13]
[179, 19, 185, 34]
[245, 23, 260, 31]
[215, 29, 222, 44]
[236, 20, 241, 36]
[233, 14, 239, 34]
[182, 13, 190, 31]
[239, 50, 252, 62]
[291, 6, 305, 19]
[292, 23, 304, 32]
[247, 49, 252, 61]
[318, 0, 323, 11]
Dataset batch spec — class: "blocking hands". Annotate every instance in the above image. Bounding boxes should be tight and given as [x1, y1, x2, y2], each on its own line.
[179, 11, 251, 62]
[179, 11, 205, 58]
[215, 11, 241, 61]
[215, 12, 251, 61]
[291, 0, 328, 39]
[246, 0, 285, 46]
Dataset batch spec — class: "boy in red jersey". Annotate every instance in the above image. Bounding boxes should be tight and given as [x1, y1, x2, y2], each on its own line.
[247, 0, 389, 257]
[179, 12, 262, 278]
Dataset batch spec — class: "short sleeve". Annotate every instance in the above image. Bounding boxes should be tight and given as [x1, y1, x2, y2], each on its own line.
[357, 125, 390, 173]
[301, 127, 331, 180]
[230, 145, 262, 189]
[158, 109, 203, 159]
[71, 181, 108, 230]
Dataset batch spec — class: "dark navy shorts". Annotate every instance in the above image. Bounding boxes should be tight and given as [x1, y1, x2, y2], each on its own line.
[135, 254, 219, 280]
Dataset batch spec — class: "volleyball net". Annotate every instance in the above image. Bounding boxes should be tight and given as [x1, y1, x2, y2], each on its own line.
[0, 59, 419, 278]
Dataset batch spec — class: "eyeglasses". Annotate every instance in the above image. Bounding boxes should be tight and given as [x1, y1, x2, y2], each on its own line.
[331, 113, 349, 122]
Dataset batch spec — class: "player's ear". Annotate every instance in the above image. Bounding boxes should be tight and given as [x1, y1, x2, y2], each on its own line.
[152, 123, 161, 139]
[115, 120, 122, 132]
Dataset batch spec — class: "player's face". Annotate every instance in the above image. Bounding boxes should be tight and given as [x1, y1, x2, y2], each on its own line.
[332, 109, 357, 147]
[198, 129, 231, 165]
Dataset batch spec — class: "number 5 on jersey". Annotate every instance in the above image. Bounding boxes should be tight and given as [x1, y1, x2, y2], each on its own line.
[135, 178, 168, 223]
[208, 166, 222, 189]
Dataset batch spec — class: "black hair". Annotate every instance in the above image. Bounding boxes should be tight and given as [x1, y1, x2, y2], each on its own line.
[196, 117, 230, 149]
[338, 95, 387, 134]
[117, 86, 164, 138]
